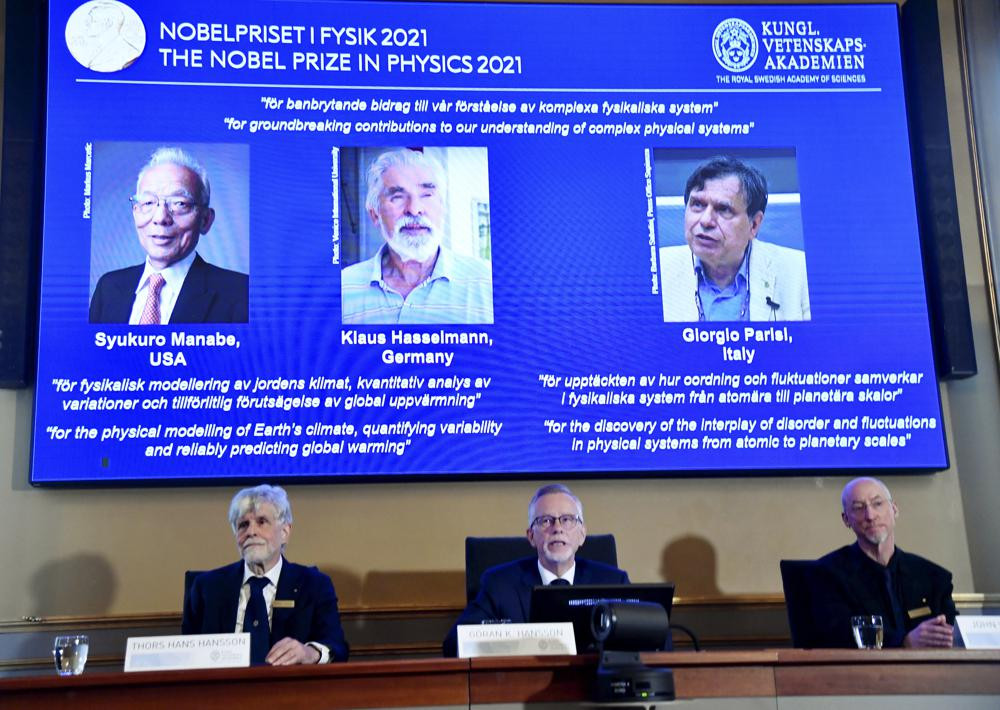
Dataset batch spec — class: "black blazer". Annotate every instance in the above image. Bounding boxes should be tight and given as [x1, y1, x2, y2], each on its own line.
[89, 254, 248, 323]
[182, 559, 348, 661]
[810, 543, 956, 648]
[443, 556, 630, 656]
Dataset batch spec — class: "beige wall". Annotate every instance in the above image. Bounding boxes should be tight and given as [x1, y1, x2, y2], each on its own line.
[0, 0, 993, 622]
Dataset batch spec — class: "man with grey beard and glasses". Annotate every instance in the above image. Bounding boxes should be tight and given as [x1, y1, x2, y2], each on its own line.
[341, 148, 493, 324]
[807, 477, 956, 648]
[443, 483, 629, 656]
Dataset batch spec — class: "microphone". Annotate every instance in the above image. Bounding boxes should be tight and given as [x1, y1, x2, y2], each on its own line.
[766, 296, 780, 311]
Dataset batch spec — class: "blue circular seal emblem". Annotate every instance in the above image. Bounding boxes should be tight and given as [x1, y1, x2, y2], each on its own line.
[712, 18, 758, 73]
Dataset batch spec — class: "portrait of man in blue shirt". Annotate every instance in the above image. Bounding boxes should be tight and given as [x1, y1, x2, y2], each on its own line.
[659, 155, 810, 322]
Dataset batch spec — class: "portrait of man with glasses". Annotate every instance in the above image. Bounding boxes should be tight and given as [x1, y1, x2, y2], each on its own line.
[443, 483, 630, 656]
[89, 146, 248, 324]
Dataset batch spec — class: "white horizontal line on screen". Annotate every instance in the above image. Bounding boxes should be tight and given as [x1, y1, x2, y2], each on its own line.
[75, 78, 882, 94]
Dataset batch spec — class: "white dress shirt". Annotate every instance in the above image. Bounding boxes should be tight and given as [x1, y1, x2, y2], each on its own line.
[538, 560, 576, 585]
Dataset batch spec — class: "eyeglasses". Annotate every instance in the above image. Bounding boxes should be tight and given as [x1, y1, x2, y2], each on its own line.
[847, 498, 889, 517]
[130, 192, 202, 217]
[531, 514, 582, 530]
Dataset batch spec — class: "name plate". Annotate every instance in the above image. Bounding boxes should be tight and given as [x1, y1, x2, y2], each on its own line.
[124, 633, 250, 672]
[457, 622, 576, 658]
[956, 617, 1000, 649]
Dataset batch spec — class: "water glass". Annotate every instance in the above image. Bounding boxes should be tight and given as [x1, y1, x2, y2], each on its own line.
[53, 635, 89, 676]
[851, 615, 884, 649]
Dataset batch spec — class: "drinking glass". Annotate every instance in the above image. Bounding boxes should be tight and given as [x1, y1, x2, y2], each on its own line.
[53, 635, 89, 676]
[851, 615, 884, 649]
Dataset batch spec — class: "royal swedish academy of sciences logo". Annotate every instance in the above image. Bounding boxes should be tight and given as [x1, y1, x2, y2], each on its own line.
[712, 18, 758, 73]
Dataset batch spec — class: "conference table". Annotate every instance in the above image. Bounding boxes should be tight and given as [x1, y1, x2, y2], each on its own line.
[1, 649, 998, 709]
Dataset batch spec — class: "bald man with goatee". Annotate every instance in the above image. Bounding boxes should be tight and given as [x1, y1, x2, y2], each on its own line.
[809, 477, 956, 648]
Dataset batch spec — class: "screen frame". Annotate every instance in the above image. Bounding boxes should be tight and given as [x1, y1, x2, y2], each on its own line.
[24, 0, 951, 486]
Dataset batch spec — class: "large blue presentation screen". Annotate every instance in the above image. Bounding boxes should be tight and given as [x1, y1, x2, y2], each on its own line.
[32, 0, 948, 483]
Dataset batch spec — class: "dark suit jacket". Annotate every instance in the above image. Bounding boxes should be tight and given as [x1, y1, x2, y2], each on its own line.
[182, 559, 348, 662]
[89, 254, 248, 323]
[443, 556, 630, 656]
[810, 543, 956, 648]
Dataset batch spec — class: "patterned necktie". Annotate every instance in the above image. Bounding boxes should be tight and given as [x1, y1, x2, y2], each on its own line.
[243, 577, 271, 664]
[138, 273, 165, 325]
[550, 578, 571, 586]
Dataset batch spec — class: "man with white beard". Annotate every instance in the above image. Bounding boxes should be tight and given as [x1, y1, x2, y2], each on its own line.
[443, 484, 630, 656]
[341, 148, 494, 324]
[182, 485, 348, 664]
[807, 477, 956, 648]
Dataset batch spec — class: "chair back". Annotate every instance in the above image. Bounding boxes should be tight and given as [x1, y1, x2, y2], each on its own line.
[780, 559, 821, 648]
[183, 570, 203, 608]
